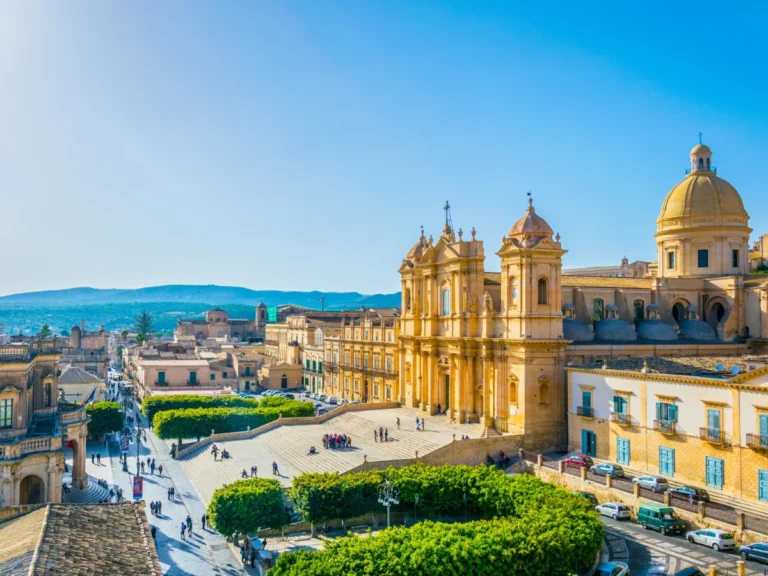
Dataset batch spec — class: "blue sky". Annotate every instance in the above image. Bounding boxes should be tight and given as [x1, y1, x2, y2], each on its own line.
[1, 1, 766, 295]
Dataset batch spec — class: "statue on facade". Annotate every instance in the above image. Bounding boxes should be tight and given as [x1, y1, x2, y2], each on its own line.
[483, 291, 494, 315]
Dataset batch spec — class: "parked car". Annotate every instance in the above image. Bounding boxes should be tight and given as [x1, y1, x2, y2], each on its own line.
[594, 562, 630, 576]
[673, 569, 705, 576]
[563, 455, 594, 468]
[573, 491, 598, 506]
[283, 393, 295, 400]
[316, 407, 328, 416]
[738, 541, 768, 563]
[637, 503, 686, 535]
[686, 529, 736, 551]
[327, 396, 338, 405]
[348, 400, 360, 405]
[317, 395, 327, 402]
[315, 403, 323, 409]
[666, 486, 709, 503]
[595, 502, 632, 520]
[590, 463, 625, 477]
[632, 475, 670, 492]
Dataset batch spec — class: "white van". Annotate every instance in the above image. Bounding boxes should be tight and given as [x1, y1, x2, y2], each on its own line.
[327, 396, 338, 405]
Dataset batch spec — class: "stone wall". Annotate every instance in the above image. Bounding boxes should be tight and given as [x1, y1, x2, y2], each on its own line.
[0, 503, 46, 523]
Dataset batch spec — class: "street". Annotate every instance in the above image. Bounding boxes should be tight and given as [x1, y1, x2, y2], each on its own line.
[600, 516, 768, 575]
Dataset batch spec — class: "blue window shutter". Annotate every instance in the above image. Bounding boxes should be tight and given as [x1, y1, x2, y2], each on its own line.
[760, 414, 768, 438]
[670, 449, 675, 476]
[581, 429, 588, 454]
[613, 396, 619, 413]
[656, 402, 662, 420]
[669, 405, 678, 422]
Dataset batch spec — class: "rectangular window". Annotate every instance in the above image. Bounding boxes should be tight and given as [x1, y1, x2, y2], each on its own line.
[616, 438, 630, 465]
[364, 353, 369, 368]
[344, 377, 349, 390]
[386, 357, 392, 373]
[581, 430, 596, 457]
[210, 374, 216, 381]
[245, 366, 251, 376]
[318, 361, 323, 373]
[364, 330, 369, 340]
[667, 251, 675, 270]
[345, 352, 350, 365]
[705, 456, 724, 489]
[759, 470, 768, 503]
[189, 371, 197, 385]
[732, 249, 739, 268]
[374, 356, 379, 370]
[707, 408, 722, 440]
[613, 396, 627, 414]
[443, 288, 451, 316]
[375, 333, 379, 342]
[157, 371, 166, 385]
[698, 249, 709, 268]
[354, 353, 360, 367]
[385, 386, 391, 400]
[0, 399, 12, 429]
[354, 379, 359, 392]
[374, 383, 379, 398]
[387, 332, 392, 343]
[655, 402, 678, 422]
[581, 390, 592, 410]
[223, 372, 228, 378]
[659, 446, 675, 476]
[760, 414, 768, 446]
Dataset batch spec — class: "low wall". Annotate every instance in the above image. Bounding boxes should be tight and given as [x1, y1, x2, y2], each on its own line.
[0, 503, 46, 523]
[176, 402, 401, 459]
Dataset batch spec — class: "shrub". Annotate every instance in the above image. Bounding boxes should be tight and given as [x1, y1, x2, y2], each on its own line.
[207, 477, 289, 537]
[142, 394, 261, 421]
[86, 401, 124, 437]
[282, 465, 603, 575]
[153, 400, 315, 443]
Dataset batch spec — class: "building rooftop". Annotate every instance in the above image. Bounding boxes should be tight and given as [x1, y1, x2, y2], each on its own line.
[570, 355, 749, 376]
[0, 503, 161, 576]
[58, 364, 103, 385]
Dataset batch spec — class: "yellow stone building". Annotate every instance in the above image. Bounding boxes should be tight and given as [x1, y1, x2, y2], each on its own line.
[397, 141, 768, 451]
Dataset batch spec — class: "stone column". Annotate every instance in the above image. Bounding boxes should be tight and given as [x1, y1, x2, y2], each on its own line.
[418, 351, 426, 410]
[427, 352, 437, 414]
[449, 354, 458, 418]
[456, 353, 465, 422]
[47, 457, 60, 503]
[482, 353, 494, 427]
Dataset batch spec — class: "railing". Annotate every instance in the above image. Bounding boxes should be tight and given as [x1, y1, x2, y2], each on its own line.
[576, 406, 594, 418]
[154, 381, 168, 386]
[187, 380, 199, 386]
[21, 438, 51, 455]
[746, 433, 768, 449]
[610, 412, 630, 425]
[338, 363, 399, 377]
[699, 427, 726, 444]
[33, 407, 57, 417]
[653, 419, 676, 434]
[60, 409, 87, 424]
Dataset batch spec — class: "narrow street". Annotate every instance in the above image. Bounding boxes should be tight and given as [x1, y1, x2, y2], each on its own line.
[108, 396, 245, 575]
[601, 517, 768, 575]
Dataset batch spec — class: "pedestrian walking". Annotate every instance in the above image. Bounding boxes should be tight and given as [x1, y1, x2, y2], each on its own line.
[385, 428, 388, 441]
[272, 461, 279, 475]
[141, 462, 145, 474]
[186, 514, 193, 534]
[379, 427, 383, 442]
[374, 430, 378, 442]
[157, 501, 162, 515]
[150, 461, 155, 475]
[202, 514, 207, 530]
[180, 522, 186, 540]
[422, 419, 426, 431]
[147, 457, 151, 467]
[396, 417, 400, 430]
[91, 453, 95, 464]
[149, 501, 155, 515]
[150, 525, 157, 539]
[158, 464, 163, 476]
[96, 453, 101, 464]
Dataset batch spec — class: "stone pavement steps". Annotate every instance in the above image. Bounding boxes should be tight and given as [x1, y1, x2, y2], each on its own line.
[250, 426, 355, 475]
[62, 476, 110, 504]
[395, 406, 488, 438]
[326, 412, 440, 460]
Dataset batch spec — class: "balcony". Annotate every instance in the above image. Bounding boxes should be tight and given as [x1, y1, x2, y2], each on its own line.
[576, 406, 594, 418]
[699, 427, 726, 445]
[653, 419, 676, 435]
[610, 412, 631, 426]
[746, 433, 768, 450]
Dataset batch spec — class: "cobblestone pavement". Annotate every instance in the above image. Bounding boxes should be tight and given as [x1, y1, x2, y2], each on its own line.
[176, 406, 484, 503]
[109, 400, 244, 575]
[601, 517, 768, 575]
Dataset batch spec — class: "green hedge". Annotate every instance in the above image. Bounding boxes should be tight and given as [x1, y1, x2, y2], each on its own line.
[153, 400, 315, 441]
[86, 401, 124, 437]
[142, 394, 263, 421]
[208, 477, 289, 536]
[279, 466, 603, 576]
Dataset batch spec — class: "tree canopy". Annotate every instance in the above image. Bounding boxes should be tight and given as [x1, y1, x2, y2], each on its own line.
[133, 310, 153, 344]
[207, 477, 289, 537]
[86, 401, 124, 437]
[39, 323, 52, 338]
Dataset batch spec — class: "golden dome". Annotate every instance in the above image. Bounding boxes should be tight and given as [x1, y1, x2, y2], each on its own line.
[405, 233, 427, 263]
[690, 143, 711, 156]
[658, 172, 747, 223]
[508, 199, 553, 239]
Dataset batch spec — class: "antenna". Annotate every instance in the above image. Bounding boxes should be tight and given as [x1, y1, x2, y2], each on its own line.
[716, 363, 725, 372]
[310, 297, 325, 312]
[730, 365, 740, 375]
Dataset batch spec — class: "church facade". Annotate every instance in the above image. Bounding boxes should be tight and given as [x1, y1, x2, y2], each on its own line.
[397, 142, 768, 450]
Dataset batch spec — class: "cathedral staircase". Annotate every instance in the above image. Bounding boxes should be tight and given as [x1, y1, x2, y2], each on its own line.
[62, 475, 111, 504]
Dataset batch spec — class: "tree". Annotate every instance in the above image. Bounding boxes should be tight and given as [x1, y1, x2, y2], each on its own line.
[120, 330, 129, 341]
[39, 324, 52, 338]
[208, 477, 289, 537]
[86, 401, 124, 438]
[133, 311, 153, 344]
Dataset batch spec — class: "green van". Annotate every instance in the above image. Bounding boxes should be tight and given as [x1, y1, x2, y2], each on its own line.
[637, 503, 687, 535]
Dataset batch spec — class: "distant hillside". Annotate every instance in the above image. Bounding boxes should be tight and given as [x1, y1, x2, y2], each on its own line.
[0, 285, 400, 310]
[0, 285, 401, 335]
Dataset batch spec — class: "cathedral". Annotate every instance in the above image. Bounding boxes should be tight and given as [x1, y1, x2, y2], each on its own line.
[398, 141, 766, 449]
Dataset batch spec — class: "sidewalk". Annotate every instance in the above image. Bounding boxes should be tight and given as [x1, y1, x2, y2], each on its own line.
[109, 401, 243, 575]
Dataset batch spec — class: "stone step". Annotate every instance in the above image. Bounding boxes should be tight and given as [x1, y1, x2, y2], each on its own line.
[327, 412, 439, 460]
[395, 407, 487, 437]
[63, 476, 111, 504]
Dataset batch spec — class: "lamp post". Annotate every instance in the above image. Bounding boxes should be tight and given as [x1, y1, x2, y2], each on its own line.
[377, 478, 400, 528]
[414, 494, 419, 525]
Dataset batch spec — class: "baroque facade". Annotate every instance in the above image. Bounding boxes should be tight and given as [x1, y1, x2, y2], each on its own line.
[397, 142, 768, 450]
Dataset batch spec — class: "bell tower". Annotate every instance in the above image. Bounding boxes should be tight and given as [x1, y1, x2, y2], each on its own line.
[495, 199, 568, 447]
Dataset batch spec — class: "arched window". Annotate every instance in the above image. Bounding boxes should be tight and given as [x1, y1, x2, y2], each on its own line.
[633, 299, 644, 321]
[698, 158, 704, 169]
[540, 382, 549, 404]
[508, 276, 517, 305]
[593, 299, 604, 323]
[707, 158, 711, 170]
[442, 288, 451, 316]
[281, 374, 288, 389]
[509, 377, 518, 404]
[537, 278, 548, 305]
[405, 288, 412, 311]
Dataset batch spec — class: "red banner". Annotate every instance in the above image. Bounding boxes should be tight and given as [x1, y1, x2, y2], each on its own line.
[132, 475, 143, 500]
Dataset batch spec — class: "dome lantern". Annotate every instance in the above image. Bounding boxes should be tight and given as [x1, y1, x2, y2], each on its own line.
[690, 134, 714, 174]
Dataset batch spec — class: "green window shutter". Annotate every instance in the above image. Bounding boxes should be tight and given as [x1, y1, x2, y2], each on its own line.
[656, 402, 662, 420]
[669, 404, 678, 422]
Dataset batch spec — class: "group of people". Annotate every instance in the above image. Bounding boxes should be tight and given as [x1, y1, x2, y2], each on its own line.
[149, 500, 163, 516]
[486, 450, 512, 469]
[91, 452, 102, 465]
[211, 444, 231, 461]
[322, 433, 351, 449]
[240, 538, 268, 568]
[241, 466, 258, 478]
[180, 514, 194, 540]
[415, 417, 426, 431]
[373, 427, 389, 442]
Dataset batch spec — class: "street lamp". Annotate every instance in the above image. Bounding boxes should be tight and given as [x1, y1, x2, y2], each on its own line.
[377, 478, 400, 528]
[413, 494, 419, 525]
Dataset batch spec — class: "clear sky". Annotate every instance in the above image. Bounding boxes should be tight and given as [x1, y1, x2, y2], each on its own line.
[1, 1, 766, 296]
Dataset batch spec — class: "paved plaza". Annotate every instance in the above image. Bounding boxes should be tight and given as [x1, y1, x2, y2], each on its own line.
[177, 407, 488, 503]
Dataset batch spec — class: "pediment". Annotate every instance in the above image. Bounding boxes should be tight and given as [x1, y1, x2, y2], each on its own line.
[0, 384, 22, 395]
[420, 237, 462, 265]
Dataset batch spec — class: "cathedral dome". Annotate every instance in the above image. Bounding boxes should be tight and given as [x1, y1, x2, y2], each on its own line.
[657, 143, 747, 225]
[508, 199, 553, 245]
[405, 231, 428, 263]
